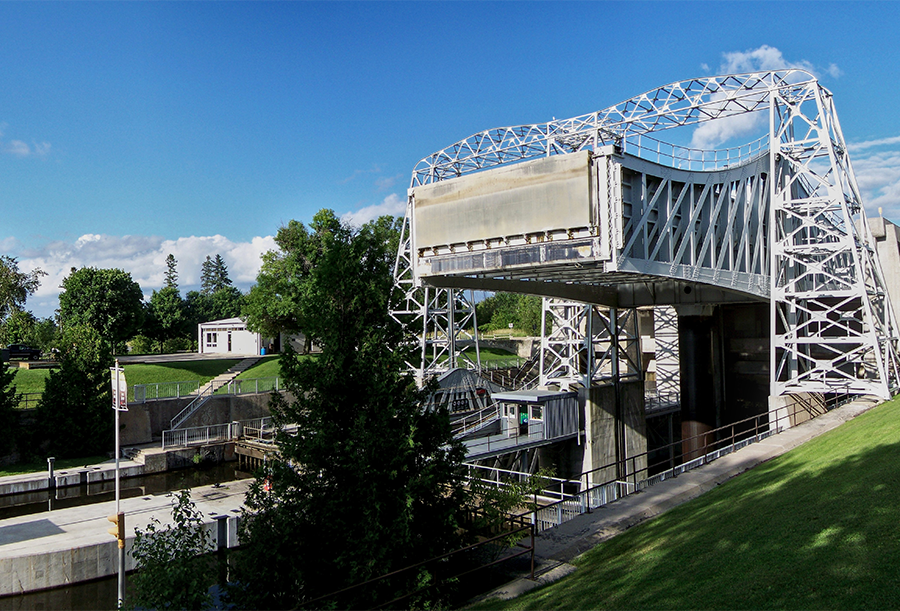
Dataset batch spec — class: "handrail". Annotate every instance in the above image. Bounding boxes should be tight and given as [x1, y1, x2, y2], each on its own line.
[134, 377, 282, 404]
[169, 379, 229, 429]
[451, 404, 502, 437]
[305, 522, 535, 609]
[513, 397, 835, 533]
[161, 416, 276, 449]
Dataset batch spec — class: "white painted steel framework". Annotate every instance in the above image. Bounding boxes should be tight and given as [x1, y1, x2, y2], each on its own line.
[391, 209, 479, 386]
[393, 70, 899, 398]
[539, 299, 641, 390]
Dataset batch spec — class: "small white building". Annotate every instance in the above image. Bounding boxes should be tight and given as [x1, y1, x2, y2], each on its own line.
[198, 317, 265, 355]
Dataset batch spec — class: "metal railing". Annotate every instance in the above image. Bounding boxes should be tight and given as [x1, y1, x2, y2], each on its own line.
[305, 522, 535, 610]
[451, 405, 502, 438]
[169, 380, 230, 430]
[14, 392, 41, 410]
[241, 416, 275, 440]
[161, 422, 239, 449]
[645, 390, 681, 413]
[133, 381, 201, 403]
[465, 463, 581, 502]
[134, 377, 282, 404]
[161, 416, 276, 449]
[221, 377, 280, 396]
[462, 420, 548, 458]
[623, 133, 769, 172]
[514, 400, 832, 534]
[479, 357, 526, 370]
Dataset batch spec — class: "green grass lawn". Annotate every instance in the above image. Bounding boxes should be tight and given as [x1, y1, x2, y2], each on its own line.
[122, 359, 242, 387]
[476, 396, 900, 610]
[463, 347, 519, 363]
[0, 455, 109, 478]
[10, 359, 244, 404]
[10, 367, 51, 395]
[236, 355, 282, 379]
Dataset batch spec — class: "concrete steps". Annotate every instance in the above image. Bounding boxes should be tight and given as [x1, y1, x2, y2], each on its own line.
[170, 357, 262, 430]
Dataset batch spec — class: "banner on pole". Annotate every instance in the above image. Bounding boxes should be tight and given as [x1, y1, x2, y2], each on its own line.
[110, 366, 128, 412]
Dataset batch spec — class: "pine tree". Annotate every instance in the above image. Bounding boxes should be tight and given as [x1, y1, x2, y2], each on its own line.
[164, 254, 178, 291]
[212, 254, 232, 291]
[200, 256, 215, 295]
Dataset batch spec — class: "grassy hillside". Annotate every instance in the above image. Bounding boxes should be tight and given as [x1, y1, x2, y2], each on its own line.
[478, 396, 900, 610]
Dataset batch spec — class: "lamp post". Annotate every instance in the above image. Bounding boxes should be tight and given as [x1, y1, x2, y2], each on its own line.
[110, 360, 128, 607]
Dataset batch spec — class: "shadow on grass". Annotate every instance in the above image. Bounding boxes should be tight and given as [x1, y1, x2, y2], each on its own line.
[477, 399, 900, 610]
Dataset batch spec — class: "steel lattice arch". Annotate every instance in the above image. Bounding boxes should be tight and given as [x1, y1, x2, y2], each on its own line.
[392, 70, 900, 400]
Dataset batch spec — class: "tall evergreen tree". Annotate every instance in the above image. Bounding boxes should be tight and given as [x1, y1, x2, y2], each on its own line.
[164, 254, 179, 290]
[200, 256, 215, 295]
[35, 324, 112, 458]
[212, 254, 232, 291]
[234, 210, 467, 609]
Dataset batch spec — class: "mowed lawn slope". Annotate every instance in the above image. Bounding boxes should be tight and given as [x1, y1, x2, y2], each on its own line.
[479, 397, 900, 610]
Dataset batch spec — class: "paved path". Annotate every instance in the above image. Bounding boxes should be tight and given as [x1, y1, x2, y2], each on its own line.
[479, 395, 883, 602]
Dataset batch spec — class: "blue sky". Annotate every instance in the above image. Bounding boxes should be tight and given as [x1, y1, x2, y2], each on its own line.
[3, 1, 900, 317]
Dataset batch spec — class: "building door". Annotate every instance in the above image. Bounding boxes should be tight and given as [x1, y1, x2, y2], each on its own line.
[518, 405, 529, 436]
[228, 332, 232, 352]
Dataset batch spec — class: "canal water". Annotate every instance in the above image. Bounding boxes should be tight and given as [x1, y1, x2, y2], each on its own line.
[0, 462, 249, 521]
[0, 462, 252, 610]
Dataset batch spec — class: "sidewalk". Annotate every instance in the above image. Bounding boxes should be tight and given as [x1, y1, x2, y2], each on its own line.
[478, 395, 882, 602]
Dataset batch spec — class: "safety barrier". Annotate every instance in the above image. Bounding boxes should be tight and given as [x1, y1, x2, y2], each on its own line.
[511, 399, 848, 534]
[133, 377, 281, 404]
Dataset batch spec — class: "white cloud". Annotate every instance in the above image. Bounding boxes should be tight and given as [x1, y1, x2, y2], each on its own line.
[850, 145, 900, 221]
[719, 45, 815, 75]
[691, 45, 839, 150]
[6, 140, 32, 157]
[12, 233, 276, 318]
[848, 135, 900, 152]
[691, 111, 763, 150]
[3, 139, 51, 158]
[375, 174, 404, 191]
[341, 193, 406, 228]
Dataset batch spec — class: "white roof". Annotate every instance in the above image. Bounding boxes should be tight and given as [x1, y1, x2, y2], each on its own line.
[199, 317, 247, 328]
[491, 389, 578, 404]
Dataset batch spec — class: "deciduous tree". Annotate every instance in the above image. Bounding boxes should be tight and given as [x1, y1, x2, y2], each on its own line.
[129, 489, 216, 611]
[146, 286, 187, 349]
[0, 255, 45, 321]
[233, 210, 467, 609]
[58, 267, 144, 352]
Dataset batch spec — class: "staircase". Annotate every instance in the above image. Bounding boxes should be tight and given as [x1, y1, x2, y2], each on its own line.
[170, 357, 261, 429]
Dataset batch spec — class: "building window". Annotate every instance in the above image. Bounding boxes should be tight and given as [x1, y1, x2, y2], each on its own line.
[206, 332, 218, 347]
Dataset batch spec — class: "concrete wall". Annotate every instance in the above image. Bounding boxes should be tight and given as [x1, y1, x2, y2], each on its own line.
[459, 338, 536, 358]
[869, 217, 900, 324]
[581, 380, 646, 485]
[0, 512, 241, 597]
[97, 393, 279, 447]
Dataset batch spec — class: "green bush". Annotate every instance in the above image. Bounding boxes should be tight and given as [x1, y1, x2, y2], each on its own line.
[162, 337, 192, 353]
[129, 335, 154, 354]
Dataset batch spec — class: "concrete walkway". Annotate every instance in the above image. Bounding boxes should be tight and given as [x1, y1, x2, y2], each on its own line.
[478, 395, 883, 602]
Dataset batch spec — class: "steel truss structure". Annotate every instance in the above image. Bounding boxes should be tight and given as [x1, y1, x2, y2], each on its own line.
[391, 209, 479, 386]
[393, 70, 899, 399]
[539, 299, 641, 390]
[769, 82, 900, 397]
